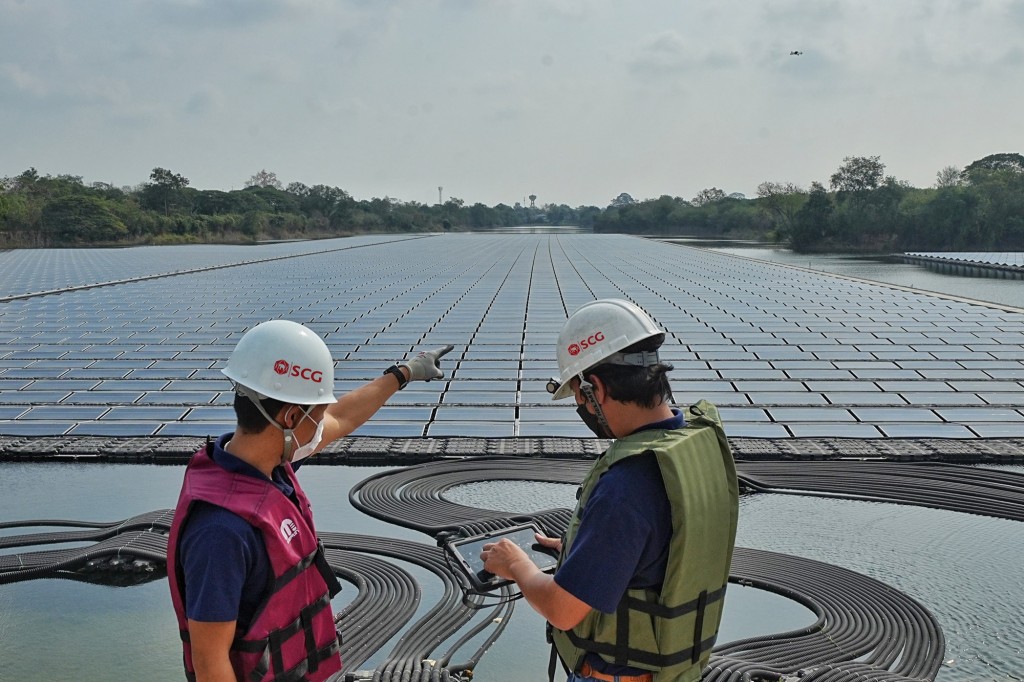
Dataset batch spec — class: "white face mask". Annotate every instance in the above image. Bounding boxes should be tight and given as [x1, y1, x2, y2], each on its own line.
[291, 415, 325, 463]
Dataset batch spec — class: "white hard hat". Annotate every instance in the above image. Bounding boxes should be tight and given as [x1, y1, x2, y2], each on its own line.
[222, 320, 336, 405]
[549, 299, 665, 400]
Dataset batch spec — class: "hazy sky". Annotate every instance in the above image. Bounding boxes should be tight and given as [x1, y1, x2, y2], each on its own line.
[2, 0, 1022, 207]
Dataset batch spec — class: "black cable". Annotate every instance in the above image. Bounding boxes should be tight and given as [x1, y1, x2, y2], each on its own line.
[5, 457, 1020, 680]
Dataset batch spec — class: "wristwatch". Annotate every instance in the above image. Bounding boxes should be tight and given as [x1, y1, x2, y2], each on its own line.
[383, 365, 408, 390]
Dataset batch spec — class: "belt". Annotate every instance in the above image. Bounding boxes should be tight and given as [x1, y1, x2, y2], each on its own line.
[578, 661, 653, 682]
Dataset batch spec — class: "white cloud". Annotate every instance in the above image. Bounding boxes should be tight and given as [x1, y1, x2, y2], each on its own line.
[0, 62, 49, 97]
[627, 31, 693, 77]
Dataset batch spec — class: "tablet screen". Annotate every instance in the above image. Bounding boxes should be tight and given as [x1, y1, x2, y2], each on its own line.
[448, 525, 559, 590]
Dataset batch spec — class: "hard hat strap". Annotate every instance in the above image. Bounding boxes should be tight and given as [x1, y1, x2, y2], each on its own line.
[234, 383, 283, 428]
[233, 381, 312, 460]
[279, 405, 318, 461]
[579, 378, 614, 439]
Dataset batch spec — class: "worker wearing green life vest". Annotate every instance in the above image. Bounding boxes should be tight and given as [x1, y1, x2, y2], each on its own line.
[481, 299, 739, 682]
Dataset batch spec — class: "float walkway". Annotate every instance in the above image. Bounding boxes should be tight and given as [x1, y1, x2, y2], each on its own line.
[902, 251, 1024, 279]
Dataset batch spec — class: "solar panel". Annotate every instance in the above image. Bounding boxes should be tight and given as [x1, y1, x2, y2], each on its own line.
[1, 234, 1022, 438]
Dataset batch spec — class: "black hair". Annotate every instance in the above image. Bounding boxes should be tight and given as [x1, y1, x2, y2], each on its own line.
[233, 392, 287, 434]
[584, 334, 672, 409]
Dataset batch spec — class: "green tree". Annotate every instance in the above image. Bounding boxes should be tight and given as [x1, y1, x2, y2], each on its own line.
[934, 166, 962, 189]
[710, 196, 769, 237]
[299, 185, 353, 228]
[40, 195, 127, 245]
[468, 202, 496, 228]
[192, 190, 237, 216]
[756, 181, 805, 240]
[790, 182, 834, 251]
[493, 203, 519, 226]
[829, 156, 885, 195]
[13, 168, 41, 194]
[961, 152, 1024, 182]
[576, 205, 602, 231]
[543, 203, 579, 226]
[899, 187, 979, 250]
[609, 192, 636, 207]
[967, 164, 1024, 248]
[245, 169, 284, 190]
[386, 201, 434, 232]
[691, 187, 726, 207]
[441, 197, 466, 229]
[242, 186, 300, 214]
[141, 167, 190, 215]
[0, 192, 12, 244]
[844, 176, 908, 249]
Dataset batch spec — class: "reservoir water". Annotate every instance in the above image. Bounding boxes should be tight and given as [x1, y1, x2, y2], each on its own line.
[3, 462, 1022, 681]
[1, 235, 1022, 680]
[694, 242, 1023, 311]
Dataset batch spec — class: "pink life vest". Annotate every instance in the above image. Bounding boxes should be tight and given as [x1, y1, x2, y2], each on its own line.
[167, 445, 342, 682]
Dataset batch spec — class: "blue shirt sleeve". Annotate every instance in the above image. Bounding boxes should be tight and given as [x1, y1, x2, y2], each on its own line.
[179, 502, 267, 624]
[554, 455, 670, 614]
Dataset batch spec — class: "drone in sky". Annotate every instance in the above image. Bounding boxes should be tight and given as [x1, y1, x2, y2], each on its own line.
[790, 50, 804, 56]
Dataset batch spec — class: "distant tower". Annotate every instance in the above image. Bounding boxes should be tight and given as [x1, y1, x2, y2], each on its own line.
[529, 194, 537, 209]
[438, 186, 443, 204]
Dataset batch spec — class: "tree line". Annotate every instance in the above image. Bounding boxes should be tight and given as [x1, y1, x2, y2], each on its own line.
[0, 168, 586, 248]
[1, 154, 1022, 252]
[594, 153, 1024, 253]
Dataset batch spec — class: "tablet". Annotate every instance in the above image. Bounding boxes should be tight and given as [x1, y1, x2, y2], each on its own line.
[444, 523, 559, 592]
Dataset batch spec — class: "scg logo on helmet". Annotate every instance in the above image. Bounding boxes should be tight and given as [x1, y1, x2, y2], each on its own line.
[567, 331, 605, 356]
[273, 359, 323, 383]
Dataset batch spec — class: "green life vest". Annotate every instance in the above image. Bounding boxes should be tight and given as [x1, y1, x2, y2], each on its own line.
[550, 400, 739, 682]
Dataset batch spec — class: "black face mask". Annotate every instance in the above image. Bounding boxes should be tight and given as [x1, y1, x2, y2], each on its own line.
[576, 404, 611, 438]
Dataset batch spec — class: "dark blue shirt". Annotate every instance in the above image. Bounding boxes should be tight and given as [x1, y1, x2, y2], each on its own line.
[554, 409, 685, 674]
[179, 433, 300, 627]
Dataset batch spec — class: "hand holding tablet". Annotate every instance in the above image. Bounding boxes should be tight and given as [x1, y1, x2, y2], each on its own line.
[443, 524, 559, 592]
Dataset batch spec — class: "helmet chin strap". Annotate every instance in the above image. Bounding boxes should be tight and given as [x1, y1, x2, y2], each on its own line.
[281, 427, 297, 461]
[233, 383, 305, 460]
[578, 377, 614, 438]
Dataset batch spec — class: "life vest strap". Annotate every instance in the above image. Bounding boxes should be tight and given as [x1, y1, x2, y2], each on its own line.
[235, 590, 333, 653]
[271, 546, 320, 593]
[691, 590, 708, 665]
[564, 629, 718, 670]
[270, 626, 287, 679]
[267, 540, 341, 601]
[614, 598, 630, 665]
[301, 599, 319, 674]
[623, 583, 726, 619]
[247, 637, 340, 682]
[563, 584, 725, 672]
[237, 590, 335, 681]
[313, 538, 343, 599]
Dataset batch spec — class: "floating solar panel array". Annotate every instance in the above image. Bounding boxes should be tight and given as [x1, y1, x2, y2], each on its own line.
[0, 235, 417, 298]
[1, 234, 1023, 439]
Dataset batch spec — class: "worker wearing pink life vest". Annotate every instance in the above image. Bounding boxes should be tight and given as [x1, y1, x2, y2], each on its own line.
[168, 320, 452, 681]
[168, 443, 341, 681]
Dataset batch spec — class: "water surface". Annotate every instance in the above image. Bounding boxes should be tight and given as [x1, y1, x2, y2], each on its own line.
[699, 244, 1023, 310]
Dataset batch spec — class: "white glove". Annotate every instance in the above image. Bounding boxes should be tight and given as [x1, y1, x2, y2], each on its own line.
[400, 344, 455, 382]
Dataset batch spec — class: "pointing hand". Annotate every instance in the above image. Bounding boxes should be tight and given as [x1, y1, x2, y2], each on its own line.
[400, 344, 455, 382]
